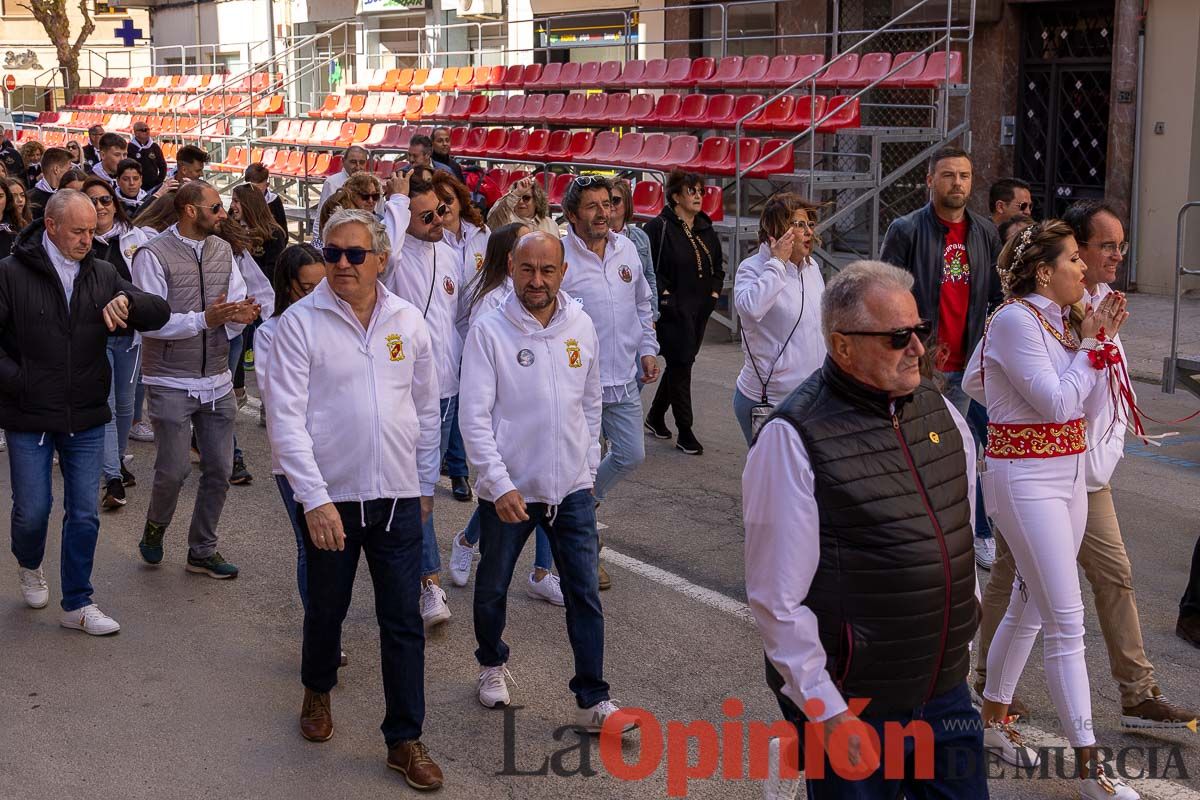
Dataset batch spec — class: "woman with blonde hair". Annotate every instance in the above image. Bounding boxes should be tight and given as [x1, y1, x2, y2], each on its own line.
[965, 220, 1137, 799]
[486, 176, 558, 236]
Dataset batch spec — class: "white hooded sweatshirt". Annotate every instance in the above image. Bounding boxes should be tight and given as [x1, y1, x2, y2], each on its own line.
[262, 278, 442, 510]
[382, 193, 464, 399]
[559, 227, 658, 400]
[459, 289, 601, 505]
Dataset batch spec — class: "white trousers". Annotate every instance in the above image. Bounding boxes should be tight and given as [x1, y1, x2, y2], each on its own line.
[981, 453, 1096, 748]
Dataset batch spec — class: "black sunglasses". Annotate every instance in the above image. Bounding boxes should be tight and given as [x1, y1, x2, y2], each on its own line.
[88, 194, 114, 207]
[189, 202, 223, 215]
[418, 203, 450, 225]
[322, 246, 372, 265]
[838, 321, 933, 350]
[356, 192, 381, 203]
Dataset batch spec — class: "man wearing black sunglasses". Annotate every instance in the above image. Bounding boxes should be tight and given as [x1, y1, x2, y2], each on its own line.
[987, 178, 1033, 228]
[382, 174, 466, 627]
[745, 260, 985, 798]
[131, 181, 261, 581]
[880, 145, 1003, 571]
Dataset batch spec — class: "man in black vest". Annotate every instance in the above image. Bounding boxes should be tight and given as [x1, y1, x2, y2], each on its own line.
[127, 121, 166, 191]
[744, 260, 985, 798]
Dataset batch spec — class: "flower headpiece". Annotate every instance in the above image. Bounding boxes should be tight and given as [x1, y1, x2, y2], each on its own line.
[998, 223, 1040, 293]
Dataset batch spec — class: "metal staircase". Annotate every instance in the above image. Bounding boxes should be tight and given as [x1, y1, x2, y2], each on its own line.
[1163, 201, 1200, 399]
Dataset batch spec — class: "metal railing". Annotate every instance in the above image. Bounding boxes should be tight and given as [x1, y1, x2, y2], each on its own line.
[1163, 201, 1200, 395]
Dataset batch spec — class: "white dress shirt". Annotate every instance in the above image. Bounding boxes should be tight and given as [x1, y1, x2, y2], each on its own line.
[131, 224, 249, 403]
[734, 244, 827, 404]
[1080, 283, 1129, 490]
[316, 169, 351, 216]
[743, 399, 976, 722]
[42, 233, 80, 308]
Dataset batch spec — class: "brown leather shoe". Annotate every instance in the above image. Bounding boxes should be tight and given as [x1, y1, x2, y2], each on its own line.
[387, 739, 444, 791]
[598, 563, 611, 591]
[1121, 687, 1198, 729]
[1178, 614, 1200, 649]
[974, 679, 1030, 720]
[300, 688, 333, 742]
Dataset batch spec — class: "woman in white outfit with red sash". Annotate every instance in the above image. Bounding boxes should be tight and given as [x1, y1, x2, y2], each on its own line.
[964, 220, 1137, 800]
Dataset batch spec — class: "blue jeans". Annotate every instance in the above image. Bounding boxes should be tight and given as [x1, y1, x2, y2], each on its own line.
[302, 497, 425, 746]
[593, 386, 646, 502]
[275, 474, 308, 610]
[420, 395, 459, 577]
[733, 387, 761, 446]
[803, 684, 988, 799]
[133, 376, 146, 424]
[943, 371, 991, 540]
[444, 400, 468, 478]
[462, 508, 554, 571]
[103, 335, 139, 481]
[8, 425, 107, 611]
[474, 488, 609, 708]
[227, 333, 243, 461]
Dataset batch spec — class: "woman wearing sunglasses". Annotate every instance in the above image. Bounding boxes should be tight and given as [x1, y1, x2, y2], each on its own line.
[963, 221, 1139, 800]
[66, 140, 83, 165]
[432, 171, 489, 301]
[732, 193, 827, 445]
[231, 183, 288, 281]
[84, 177, 148, 509]
[641, 169, 725, 455]
[345, 173, 384, 215]
[486, 176, 559, 237]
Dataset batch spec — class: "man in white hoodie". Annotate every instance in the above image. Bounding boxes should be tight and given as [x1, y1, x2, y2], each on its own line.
[559, 176, 659, 590]
[460, 231, 633, 734]
[382, 173, 465, 627]
[263, 209, 445, 791]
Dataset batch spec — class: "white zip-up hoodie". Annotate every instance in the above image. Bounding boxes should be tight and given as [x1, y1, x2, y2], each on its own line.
[460, 289, 602, 505]
[444, 220, 490, 340]
[733, 244, 826, 405]
[254, 315, 284, 475]
[262, 278, 442, 510]
[382, 193, 464, 399]
[467, 277, 512, 328]
[559, 227, 657, 398]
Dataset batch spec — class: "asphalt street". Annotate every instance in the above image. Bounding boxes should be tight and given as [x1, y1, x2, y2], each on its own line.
[1, 326, 1198, 799]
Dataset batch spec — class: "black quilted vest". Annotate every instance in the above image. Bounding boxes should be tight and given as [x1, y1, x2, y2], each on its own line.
[760, 359, 978, 717]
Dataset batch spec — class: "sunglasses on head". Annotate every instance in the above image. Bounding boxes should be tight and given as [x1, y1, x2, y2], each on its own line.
[88, 194, 114, 207]
[418, 203, 450, 225]
[189, 202, 223, 215]
[322, 246, 372, 265]
[573, 175, 603, 188]
[838, 321, 933, 350]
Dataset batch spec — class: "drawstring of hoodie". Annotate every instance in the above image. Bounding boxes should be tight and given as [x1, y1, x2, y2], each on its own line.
[38, 433, 46, 447]
[385, 497, 399, 532]
[359, 501, 366, 529]
[546, 504, 559, 527]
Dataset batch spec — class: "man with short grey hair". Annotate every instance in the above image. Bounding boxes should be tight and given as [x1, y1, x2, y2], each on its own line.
[744, 260, 986, 797]
[317, 144, 370, 216]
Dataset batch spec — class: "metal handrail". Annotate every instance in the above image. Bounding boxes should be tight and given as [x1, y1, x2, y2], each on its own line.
[1164, 201, 1200, 394]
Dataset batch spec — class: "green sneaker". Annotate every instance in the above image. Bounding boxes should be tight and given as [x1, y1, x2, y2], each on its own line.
[139, 521, 167, 565]
[243, 348, 255, 372]
[186, 552, 239, 579]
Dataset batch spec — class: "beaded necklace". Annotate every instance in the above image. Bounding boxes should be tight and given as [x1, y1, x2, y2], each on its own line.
[679, 215, 712, 279]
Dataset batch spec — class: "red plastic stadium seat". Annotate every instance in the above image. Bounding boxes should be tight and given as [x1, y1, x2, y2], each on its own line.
[646, 94, 683, 126]
[817, 54, 860, 87]
[599, 93, 630, 125]
[523, 94, 545, 122]
[545, 130, 574, 160]
[576, 61, 600, 89]
[530, 62, 561, 91]
[566, 130, 596, 159]
[618, 60, 646, 89]
[746, 139, 794, 178]
[735, 54, 771, 88]
[697, 56, 744, 88]
[676, 94, 709, 127]
[680, 136, 730, 174]
[782, 94, 827, 131]
[712, 137, 760, 176]
[816, 95, 861, 132]
[449, 127, 468, 149]
[683, 57, 715, 87]
[879, 51, 927, 87]
[559, 61, 582, 89]
[560, 93, 588, 124]
[745, 95, 793, 131]
[542, 93, 567, 122]
[612, 132, 645, 165]
[524, 129, 552, 159]
[664, 57, 693, 87]
[702, 185, 724, 221]
[701, 94, 735, 127]
[904, 50, 962, 88]
[842, 52, 892, 88]
[711, 94, 765, 129]
[481, 95, 508, 122]
[632, 180, 664, 218]
[781, 54, 827, 88]
[500, 65, 525, 89]
[393, 127, 416, 151]
[628, 132, 670, 169]
[582, 94, 607, 125]
[763, 55, 797, 88]
[549, 172, 574, 207]
[473, 65, 495, 89]
[503, 95, 527, 124]
[460, 127, 488, 156]
[460, 94, 488, 120]
[480, 128, 509, 158]
[628, 93, 656, 124]
[520, 63, 544, 87]
[502, 129, 530, 158]
[447, 95, 472, 120]
[597, 61, 622, 85]
[640, 59, 670, 87]
[580, 131, 621, 163]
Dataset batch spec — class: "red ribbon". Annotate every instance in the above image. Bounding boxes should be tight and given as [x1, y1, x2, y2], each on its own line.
[1091, 328, 1200, 443]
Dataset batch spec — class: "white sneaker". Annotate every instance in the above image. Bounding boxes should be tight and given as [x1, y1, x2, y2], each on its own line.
[0, 429, 6, 452]
[763, 736, 803, 800]
[129, 421, 155, 442]
[18, 567, 49, 609]
[1081, 774, 1139, 799]
[975, 537, 996, 570]
[984, 719, 1041, 767]
[526, 572, 565, 606]
[448, 533, 475, 587]
[60, 604, 121, 635]
[420, 581, 451, 628]
[574, 699, 637, 734]
[477, 664, 515, 708]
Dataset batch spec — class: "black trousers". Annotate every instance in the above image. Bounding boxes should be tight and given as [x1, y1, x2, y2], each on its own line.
[649, 361, 696, 432]
[1182, 535, 1200, 617]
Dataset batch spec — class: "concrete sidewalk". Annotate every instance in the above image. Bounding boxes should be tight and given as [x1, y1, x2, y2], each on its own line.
[1119, 291, 1200, 384]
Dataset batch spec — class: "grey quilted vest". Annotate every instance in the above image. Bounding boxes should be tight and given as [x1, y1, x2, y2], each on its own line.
[139, 231, 233, 380]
